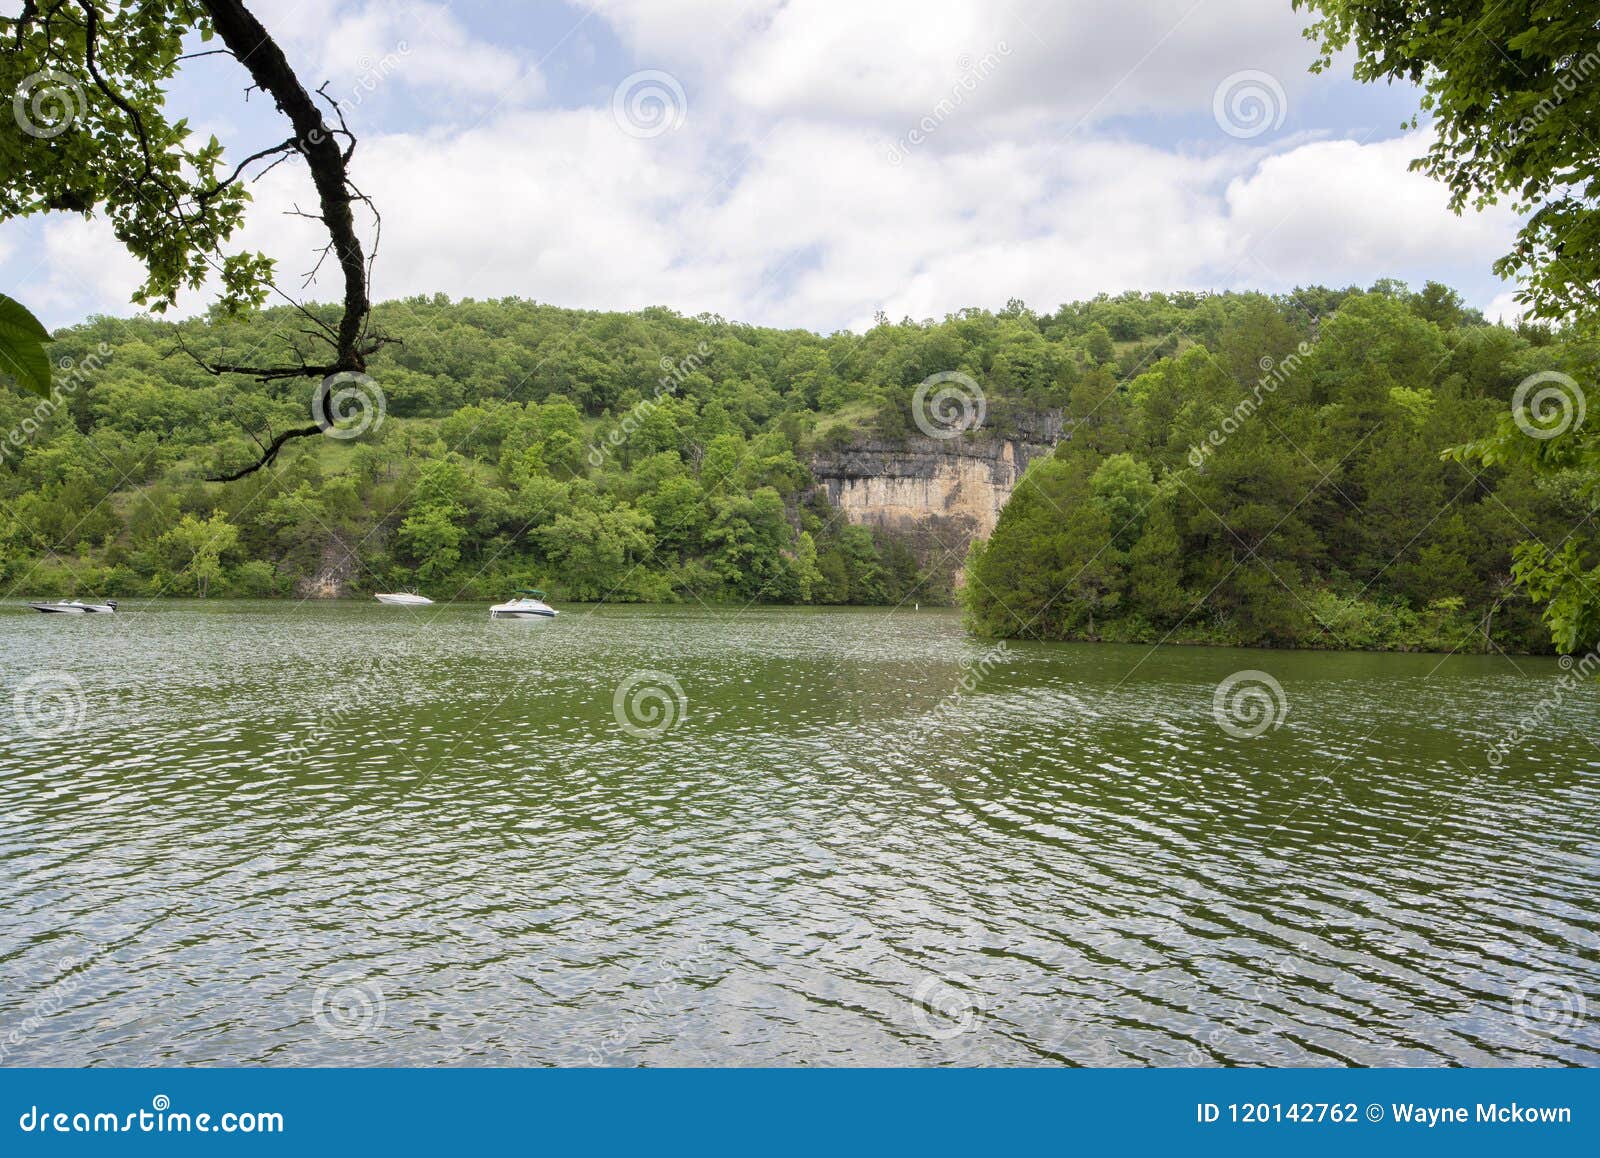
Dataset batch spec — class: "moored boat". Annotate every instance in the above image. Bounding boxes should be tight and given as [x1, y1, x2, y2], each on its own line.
[489, 589, 558, 620]
[30, 600, 117, 614]
[375, 592, 433, 606]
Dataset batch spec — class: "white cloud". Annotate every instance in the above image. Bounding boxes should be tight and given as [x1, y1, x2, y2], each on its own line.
[4, 0, 1525, 332]
[234, 0, 542, 120]
[209, 115, 1516, 334]
[26, 217, 147, 318]
[1484, 292, 1526, 326]
[595, 0, 1319, 135]
[1221, 133, 1517, 282]
[321, 1, 543, 109]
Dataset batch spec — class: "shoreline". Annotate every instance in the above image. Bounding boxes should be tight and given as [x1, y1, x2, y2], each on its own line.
[0, 597, 1556, 658]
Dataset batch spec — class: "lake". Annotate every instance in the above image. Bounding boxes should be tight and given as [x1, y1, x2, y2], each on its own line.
[1, 600, 1596, 1066]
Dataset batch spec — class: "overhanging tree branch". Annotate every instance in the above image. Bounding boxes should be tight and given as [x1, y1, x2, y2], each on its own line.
[207, 422, 324, 482]
[194, 0, 378, 480]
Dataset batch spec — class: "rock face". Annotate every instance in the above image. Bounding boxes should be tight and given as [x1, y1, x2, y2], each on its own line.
[809, 414, 1063, 583]
[294, 535, 360, 599]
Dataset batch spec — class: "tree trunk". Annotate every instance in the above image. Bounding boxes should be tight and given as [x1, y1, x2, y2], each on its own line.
[199, 0, 369, 373]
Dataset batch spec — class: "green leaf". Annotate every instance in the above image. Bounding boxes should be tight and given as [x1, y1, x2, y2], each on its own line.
[0, 293, 50, 340]
[0, 294, 54, 397]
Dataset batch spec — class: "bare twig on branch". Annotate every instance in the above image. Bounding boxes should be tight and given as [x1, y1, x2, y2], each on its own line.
[208, 423, 324, 481]
[175, 47, 237, 63]
[199, 136, 299, 205]
[194, 0, 379, 480]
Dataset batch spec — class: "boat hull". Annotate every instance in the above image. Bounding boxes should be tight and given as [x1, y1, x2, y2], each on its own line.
[375, 594, 433, 606]
[489, 592, 558, 620]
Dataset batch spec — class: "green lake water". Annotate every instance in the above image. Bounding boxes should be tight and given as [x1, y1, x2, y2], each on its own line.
[1, 600, 1596, 1066]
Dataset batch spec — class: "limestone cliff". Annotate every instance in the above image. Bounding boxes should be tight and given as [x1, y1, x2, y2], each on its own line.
[294, 534, 360, 599]
[809, 413, 1063, 582]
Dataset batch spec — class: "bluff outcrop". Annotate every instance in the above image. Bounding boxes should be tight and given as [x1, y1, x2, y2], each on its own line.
[809, 413, 1063, 583]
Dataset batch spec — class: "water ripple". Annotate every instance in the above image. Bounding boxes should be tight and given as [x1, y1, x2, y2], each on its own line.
[0, 601, 1596, 1066]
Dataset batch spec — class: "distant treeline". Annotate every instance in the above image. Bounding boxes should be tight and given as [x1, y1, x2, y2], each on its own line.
[1, 284, 1588, 651]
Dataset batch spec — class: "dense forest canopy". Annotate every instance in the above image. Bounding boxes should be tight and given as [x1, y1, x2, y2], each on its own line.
[967, 287, 1596, 653]
[0, 282, 1594, 654]
[1294, 0, 1600, 660]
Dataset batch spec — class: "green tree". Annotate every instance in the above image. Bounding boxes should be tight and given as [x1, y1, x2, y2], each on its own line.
[1297, 0, 1600, 327]
[1090, 453, 1157, 550]
[1, 1, 381, 477]
[156, 510, 239, 597]
[537, 506, 655, 600]
[397, 506, 463, 585]
[792, 530, 823, 602]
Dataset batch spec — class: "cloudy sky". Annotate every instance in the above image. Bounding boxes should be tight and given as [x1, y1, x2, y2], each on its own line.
[4, 0, 1524, 332]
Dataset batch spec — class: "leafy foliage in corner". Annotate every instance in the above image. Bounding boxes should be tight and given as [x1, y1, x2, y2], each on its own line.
[1296, 0, 1600, 328]
[0, 295, 52, 397]
[0, 2, 271, 313]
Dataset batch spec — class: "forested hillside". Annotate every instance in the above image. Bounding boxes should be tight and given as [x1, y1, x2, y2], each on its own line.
[0, 288, 1242, 606]
[1, 283, 1590, 653]
[965, 288, 1597, 653]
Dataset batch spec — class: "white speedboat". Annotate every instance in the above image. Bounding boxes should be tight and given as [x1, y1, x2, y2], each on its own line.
[375, 592, 433, 606]
[30, 600, 117, 614]
[489, 589, 558, 620]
